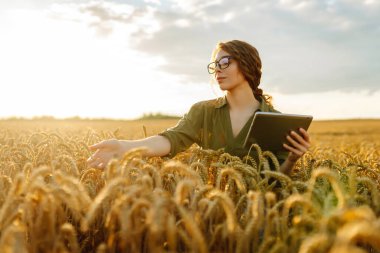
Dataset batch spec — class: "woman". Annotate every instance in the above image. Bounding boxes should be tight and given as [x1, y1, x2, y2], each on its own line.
[87, 40, 310, 175]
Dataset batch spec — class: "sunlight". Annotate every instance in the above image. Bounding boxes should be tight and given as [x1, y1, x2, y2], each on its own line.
[0, 7, 174, 119]
[0, 0, 378, 120]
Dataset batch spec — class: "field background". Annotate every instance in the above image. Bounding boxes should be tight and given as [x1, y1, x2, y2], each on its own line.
[0, 118, 379, 253]
[2, 118, 379, 139]
[2, 118, 379, 159]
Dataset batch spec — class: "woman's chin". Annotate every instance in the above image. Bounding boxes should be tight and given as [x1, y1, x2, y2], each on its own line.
[219, 86, 233, 92]
[218, 83, 229, 90]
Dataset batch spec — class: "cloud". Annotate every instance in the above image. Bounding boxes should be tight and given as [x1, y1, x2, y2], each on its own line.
[49, 0, 380, 94]
[2, 0, 377, 120]
[168, 0, 223, 14]
[128, 0, 380, 94]
[47, 1, 159, 39]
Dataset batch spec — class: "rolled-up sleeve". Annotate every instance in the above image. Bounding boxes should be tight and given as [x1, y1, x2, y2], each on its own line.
[158, 102, 204, 157]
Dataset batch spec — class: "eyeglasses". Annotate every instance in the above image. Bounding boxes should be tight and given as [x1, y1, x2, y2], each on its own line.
[207, 56, 234, 74]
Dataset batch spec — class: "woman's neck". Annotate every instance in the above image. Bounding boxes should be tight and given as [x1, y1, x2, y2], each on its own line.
[225, 83, 260, 111]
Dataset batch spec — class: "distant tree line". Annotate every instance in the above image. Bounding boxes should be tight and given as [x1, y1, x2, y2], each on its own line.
[1, 113, 181, 121]
[138, 112, 181, 120]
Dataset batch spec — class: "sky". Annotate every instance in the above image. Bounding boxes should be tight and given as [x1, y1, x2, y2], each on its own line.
[0, 0, 379, 120]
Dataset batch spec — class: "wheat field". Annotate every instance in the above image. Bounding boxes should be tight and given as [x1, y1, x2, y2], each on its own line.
[0, 118, 379, 253]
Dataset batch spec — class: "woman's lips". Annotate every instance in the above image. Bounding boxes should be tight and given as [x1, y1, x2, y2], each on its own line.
[217, 77, 226, 83]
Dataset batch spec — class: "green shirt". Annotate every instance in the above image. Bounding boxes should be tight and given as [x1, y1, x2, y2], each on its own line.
[159, 96, 288, 163]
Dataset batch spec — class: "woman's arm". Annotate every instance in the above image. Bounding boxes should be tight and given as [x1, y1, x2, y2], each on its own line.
[280, 128, 311, 174]
[87, 135, 171, 169]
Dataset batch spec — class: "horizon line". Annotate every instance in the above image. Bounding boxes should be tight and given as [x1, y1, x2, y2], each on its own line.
[1, 115, 379, 122]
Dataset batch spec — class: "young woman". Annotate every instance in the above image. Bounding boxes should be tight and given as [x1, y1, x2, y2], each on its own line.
[87, 40, 310, 175]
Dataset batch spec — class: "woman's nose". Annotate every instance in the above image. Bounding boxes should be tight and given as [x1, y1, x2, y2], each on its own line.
[215, 65, 222, 72]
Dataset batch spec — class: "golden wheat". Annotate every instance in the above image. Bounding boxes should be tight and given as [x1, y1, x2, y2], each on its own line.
[0, 119, 379, 252]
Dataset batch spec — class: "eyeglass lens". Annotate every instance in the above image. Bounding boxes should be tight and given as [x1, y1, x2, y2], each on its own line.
[208, 56, 231, 74]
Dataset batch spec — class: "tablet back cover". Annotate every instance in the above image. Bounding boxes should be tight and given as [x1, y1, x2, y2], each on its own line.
[244, 112, 313, 152]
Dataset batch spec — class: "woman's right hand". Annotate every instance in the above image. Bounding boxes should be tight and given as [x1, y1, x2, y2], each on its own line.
[87, 139, 126, 169]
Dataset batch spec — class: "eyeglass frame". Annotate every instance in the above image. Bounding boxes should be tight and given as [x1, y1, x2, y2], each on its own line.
[207, 56, 234, 74]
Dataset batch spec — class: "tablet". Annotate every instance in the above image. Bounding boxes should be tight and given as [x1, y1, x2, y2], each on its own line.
[243, 112, 313, 152]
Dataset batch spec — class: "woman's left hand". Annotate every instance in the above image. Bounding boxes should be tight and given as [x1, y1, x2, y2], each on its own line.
[283, 128, 311, 163]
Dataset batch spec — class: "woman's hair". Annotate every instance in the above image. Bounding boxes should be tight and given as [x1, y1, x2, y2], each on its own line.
[211, 40, 272, 105]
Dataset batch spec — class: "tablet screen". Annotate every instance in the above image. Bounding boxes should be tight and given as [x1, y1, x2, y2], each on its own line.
[243, 112, 313, 152]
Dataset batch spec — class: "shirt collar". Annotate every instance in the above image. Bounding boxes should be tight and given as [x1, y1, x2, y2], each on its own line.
[215, 95, 271, 112]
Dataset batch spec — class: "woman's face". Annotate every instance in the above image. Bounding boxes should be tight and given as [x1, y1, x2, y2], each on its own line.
[212, 49, 247, 92]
